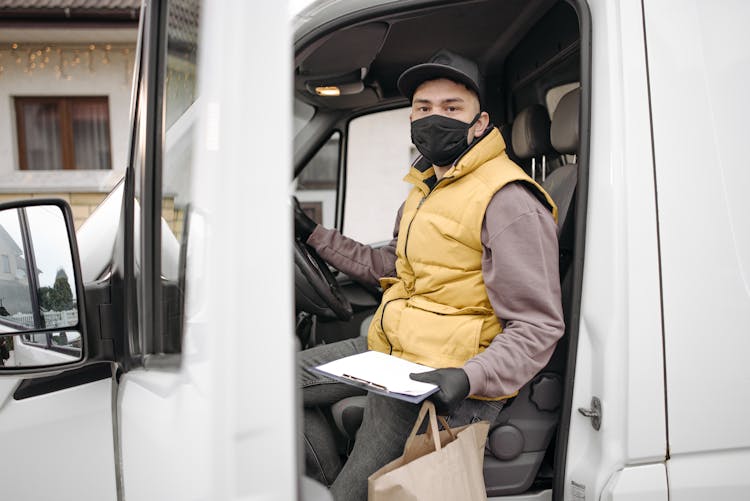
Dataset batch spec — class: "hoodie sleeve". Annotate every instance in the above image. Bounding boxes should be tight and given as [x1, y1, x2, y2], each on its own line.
[462, 183, 565, 398]
[305, 205, 403, 287]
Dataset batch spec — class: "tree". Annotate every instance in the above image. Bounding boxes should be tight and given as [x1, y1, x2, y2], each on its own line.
[38, 268, 74, 311]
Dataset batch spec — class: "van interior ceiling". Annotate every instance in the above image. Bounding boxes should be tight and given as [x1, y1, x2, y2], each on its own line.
[294, 0, 578, 114]
[293, 0, 586, 498]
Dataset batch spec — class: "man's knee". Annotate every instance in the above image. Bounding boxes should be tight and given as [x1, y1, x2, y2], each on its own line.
[360, 394, 420, 442]
[299, 336, 368, 367]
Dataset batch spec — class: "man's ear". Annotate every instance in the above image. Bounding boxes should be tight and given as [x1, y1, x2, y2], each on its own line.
[473, 111, 491, 137]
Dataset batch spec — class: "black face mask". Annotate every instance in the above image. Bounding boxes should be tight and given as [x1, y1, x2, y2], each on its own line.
[410, 113, 481, 167]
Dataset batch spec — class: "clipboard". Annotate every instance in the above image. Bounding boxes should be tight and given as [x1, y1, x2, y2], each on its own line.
[312, 350, 440, 404]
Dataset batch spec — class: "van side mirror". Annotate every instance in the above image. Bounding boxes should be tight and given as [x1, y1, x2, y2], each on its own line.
[0, 200, 86, 371]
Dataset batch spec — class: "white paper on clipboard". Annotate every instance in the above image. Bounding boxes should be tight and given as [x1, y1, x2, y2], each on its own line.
[313, 351, 439, 403]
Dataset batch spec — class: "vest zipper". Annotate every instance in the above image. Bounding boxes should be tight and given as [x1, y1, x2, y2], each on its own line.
[403, 177, 448, 262]
[403, 196, 426, 262]
[385, 176, 451, 355]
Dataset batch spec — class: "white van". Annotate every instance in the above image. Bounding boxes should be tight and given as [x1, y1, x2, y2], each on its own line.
[0, 0, 748, 500]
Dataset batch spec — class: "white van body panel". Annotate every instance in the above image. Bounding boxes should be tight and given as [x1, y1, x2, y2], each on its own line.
[667, 450, 750, 501]
[643, 0, 750, 486]
[0, 377, 116, 501]
[601, 464, 668, 501]
[77, 182, 123, 283]
[565, 0, 666, 496]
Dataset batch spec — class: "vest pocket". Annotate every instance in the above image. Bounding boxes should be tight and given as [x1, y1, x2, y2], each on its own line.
[398, 297, 489, 368]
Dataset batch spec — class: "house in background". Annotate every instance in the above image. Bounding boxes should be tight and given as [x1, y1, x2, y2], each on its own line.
[0, 0, 412, 243]
[0, 0, 140, 228]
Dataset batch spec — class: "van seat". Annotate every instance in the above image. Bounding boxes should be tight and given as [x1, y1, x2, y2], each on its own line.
[511, 104, 554, 181]
[547, 87, 580, 239]
[325, 91, 581, 496]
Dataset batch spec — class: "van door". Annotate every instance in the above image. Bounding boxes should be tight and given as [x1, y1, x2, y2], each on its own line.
[115, 0, 297, 500]
[0, 367, 116, 500]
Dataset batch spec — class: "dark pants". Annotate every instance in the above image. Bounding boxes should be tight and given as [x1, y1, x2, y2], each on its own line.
[299, 337, 504, 501]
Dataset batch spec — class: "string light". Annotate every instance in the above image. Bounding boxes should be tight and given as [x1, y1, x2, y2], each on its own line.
[56, 47, 70, 80]
[122, 47, 131, 84]
[0, 42, 134, 80]
[87, 44, 95, 72]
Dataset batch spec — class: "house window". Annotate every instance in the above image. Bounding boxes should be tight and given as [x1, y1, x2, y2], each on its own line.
[1, 255, 9, 274]
[14, 96, 112, 170]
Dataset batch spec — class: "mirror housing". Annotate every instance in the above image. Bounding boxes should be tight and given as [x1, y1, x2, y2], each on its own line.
[0, 199, 89, 373]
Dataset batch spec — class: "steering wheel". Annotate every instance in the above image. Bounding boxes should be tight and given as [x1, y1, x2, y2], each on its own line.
[294, 237, 353, 321]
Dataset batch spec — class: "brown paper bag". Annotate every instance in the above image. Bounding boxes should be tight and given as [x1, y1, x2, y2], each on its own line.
[368, 401, 490, 501]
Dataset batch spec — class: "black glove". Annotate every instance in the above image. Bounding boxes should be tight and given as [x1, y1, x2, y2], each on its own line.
[410, 368, 470, 415]
[293, 196, 318, 242]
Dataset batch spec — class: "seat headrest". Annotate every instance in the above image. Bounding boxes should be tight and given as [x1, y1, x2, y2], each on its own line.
[551, 87, 580, 154]
[511, 105, 552, 160]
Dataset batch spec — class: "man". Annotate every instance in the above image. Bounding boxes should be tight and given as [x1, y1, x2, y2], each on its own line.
[296, 49, 564, 500]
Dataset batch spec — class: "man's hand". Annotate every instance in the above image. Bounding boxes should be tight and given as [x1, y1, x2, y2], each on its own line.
[410, 368, 470, 415]
[293, 196, 318, 241]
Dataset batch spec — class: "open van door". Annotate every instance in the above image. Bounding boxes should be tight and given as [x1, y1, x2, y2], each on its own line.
[113, 0, 298, 499]
[2, 0, 296, 500]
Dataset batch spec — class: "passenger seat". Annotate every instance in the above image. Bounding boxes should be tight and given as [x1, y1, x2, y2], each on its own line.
[482, 99, 579, 495]
[511, 104, 555, 182]
[547, 87, 580, 241]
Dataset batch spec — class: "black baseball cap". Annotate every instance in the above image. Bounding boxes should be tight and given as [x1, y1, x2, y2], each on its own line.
[397, 49, 484, 103]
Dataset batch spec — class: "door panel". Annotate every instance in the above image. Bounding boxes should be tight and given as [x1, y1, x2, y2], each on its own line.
[119, 371, 211, 500]
[0, 377, 116, 500]
[118, 0, 206, 498]
[118, 0, 296, 499]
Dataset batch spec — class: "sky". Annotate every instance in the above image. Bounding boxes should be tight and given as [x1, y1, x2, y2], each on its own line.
[0, 206, 76, 291]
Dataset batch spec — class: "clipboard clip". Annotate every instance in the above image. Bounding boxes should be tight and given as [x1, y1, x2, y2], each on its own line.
[342, 373, 388, 392]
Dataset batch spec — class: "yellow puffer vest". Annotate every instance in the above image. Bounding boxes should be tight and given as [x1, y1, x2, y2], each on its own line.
[367, 128, 556, 397]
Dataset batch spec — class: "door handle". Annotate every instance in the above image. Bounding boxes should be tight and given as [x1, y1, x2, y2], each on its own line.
[577, 396, 602, 431]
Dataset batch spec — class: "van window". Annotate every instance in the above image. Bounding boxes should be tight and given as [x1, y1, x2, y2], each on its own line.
[343, 108, 412, 244]
[158, 0, 201, 354]
[293, 132, 340, 228]
[294, 99, 315, 137]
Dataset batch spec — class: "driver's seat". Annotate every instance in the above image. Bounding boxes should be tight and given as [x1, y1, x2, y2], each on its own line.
[327, 89, 580, 494]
